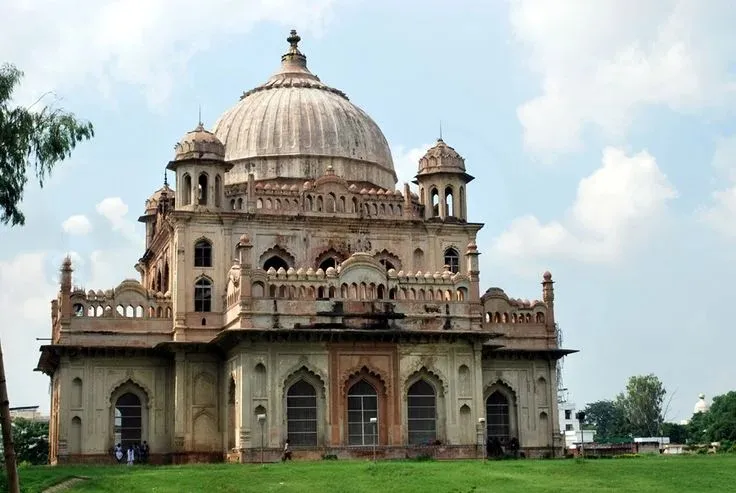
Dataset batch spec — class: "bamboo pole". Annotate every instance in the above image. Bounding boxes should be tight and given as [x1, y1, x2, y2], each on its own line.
[0, 338, 20, 493]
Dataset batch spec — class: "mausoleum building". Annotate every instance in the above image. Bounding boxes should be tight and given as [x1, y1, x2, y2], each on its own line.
[36, 31, 576, 464]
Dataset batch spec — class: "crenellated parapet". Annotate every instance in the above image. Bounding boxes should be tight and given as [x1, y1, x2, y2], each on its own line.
[479, 272, 559, 350]
[52, 259, 174, 345]
[67, 279, 173, 320]
[224, 166, 422, 219]
[481, 287, 548, 325]
[238, 252, 470, 304]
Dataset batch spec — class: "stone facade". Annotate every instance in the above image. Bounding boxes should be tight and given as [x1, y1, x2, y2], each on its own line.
[36, 31, 575, 464]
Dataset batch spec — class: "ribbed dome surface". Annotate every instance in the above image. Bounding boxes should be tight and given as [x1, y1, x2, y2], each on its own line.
[212, 31, 396, 189]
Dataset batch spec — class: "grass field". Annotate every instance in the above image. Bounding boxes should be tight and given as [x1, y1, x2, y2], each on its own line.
[15, 454, 736, 493]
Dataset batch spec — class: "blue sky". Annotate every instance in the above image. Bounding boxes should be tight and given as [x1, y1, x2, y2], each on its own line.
[1, 0, 734, 422]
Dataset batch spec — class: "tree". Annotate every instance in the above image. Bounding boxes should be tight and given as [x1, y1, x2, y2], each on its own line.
[9, 418, 49, 465]
[704, 391, 736, 442]
[616, 374, 667, 437]
[583, 400, 626, 442]
[661, 422, 689, 444]
[687, 410, 710, 444]
[0, 63, 94, 226]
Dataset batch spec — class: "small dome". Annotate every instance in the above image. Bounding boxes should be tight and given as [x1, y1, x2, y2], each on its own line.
[694, 393, 710, 414]
[417, 138, 466, 175]
[174, 123, 225, 161]
[144, 182, 174, 213]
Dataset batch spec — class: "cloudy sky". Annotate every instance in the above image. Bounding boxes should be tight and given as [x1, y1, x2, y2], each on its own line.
[1, 0, 734, 422]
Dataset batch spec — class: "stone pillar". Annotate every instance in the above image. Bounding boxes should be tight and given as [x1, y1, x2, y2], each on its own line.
[246, 173, 256, 213]
[173, 352, 187, 451]
[465, 240, 480, 302]
[473, 341, 485, 452]
[173, 225, 187, 339]
[403, 183, 412, 219]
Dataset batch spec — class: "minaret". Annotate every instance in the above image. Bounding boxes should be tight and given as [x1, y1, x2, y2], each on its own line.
[542, 271, 555, 329]
[413, 138, 474, 221]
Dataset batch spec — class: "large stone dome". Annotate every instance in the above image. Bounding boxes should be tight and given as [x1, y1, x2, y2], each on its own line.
[213, 30, 396, 189]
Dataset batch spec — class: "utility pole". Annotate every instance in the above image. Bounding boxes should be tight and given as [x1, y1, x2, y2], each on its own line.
[0, 339, 20, 493]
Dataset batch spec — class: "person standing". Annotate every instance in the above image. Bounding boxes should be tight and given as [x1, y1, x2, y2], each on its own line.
[281, 439, 292, 462]
[126, 445, 135, 466]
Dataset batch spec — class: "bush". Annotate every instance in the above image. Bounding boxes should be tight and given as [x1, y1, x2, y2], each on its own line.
[321, 453, 338, 460]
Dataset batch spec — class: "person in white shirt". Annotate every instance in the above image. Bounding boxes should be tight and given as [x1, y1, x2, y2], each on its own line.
[126, 445, 135, 466]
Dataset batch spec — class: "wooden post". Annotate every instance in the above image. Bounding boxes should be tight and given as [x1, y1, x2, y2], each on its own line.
[0, 338, 20, 493]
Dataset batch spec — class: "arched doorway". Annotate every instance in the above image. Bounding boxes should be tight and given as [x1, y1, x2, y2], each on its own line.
[114, 392, 142, 448]
[286, 380, 318, 446]
[486, 391, 511, 442]
[407, 380, 437, 445]
[347, 380, 378, 446]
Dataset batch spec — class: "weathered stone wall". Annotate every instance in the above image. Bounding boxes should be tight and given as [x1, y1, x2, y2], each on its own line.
[55, 355, 172, 458]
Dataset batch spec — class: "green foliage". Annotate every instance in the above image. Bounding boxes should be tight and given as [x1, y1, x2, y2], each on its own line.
[616, 374, 667, 437]
[707, 391, 736, 442]
[661, 422, 689, 444]
[0, 63, 94, 226]
[687, 411, 710, 444]
[11, 418, 50, 465]
[583, 400, 626, 442]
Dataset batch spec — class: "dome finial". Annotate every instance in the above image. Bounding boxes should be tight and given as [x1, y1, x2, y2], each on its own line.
[287, 29, 301, 52]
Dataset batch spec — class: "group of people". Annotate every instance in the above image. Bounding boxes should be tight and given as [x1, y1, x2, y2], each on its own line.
[486, 436, 521, 459]
[113, 441, 150, 465]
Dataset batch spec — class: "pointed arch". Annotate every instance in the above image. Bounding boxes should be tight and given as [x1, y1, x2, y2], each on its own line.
[259, 245, 296, 270]
[484, 380, 518, 443]
[194, 237, 213, 267]
[109, 379, 150, 449]
[373, 249, 402, 271]
[341, 365, 388, 398]
[282, 364, 327, 447]
[314, 247, 346, 271]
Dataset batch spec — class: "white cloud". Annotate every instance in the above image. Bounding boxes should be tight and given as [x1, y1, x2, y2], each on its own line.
[0, 194, 146, 411]
[61, 214, 92, 235]
[0, 0, 338, 108]
[391, 143, 432, 191]
[96, 197, 144, 247]
[493, 147, 677, 264]
[509, 0, 736, 155]
[700, 135, 736, 238]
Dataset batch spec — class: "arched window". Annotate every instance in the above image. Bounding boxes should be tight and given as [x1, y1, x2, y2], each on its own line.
[194, 278, 212, 312]
[347, 380, 378, 446]
[162, 261, 170, 292]
[444, 247, 459, 274]
[319, 257, 338, 271]
[287, 380, 318, 446]
[445, 186, 454, 217]
[263, 256, 289, 272]
[198, 173, 208, 205]
[215, 175, 222, 207]
[182, 174, 192, 206]
[379, 259, 395, 271]
[407, 380, 437, 445]
[431, 188, 440, 217]
[486, 391, 511, 441]
[194, 239, 212, 267]
[114, 393, 142, 448]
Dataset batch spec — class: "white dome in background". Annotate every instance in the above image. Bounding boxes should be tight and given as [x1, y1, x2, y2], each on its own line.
[693, 393, 710, 414]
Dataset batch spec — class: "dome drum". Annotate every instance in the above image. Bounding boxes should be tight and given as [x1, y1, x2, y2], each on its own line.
[224, 154, 396, 190]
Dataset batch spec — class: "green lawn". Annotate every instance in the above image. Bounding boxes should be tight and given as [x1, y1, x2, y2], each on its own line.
[16, 455, 736, 493]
